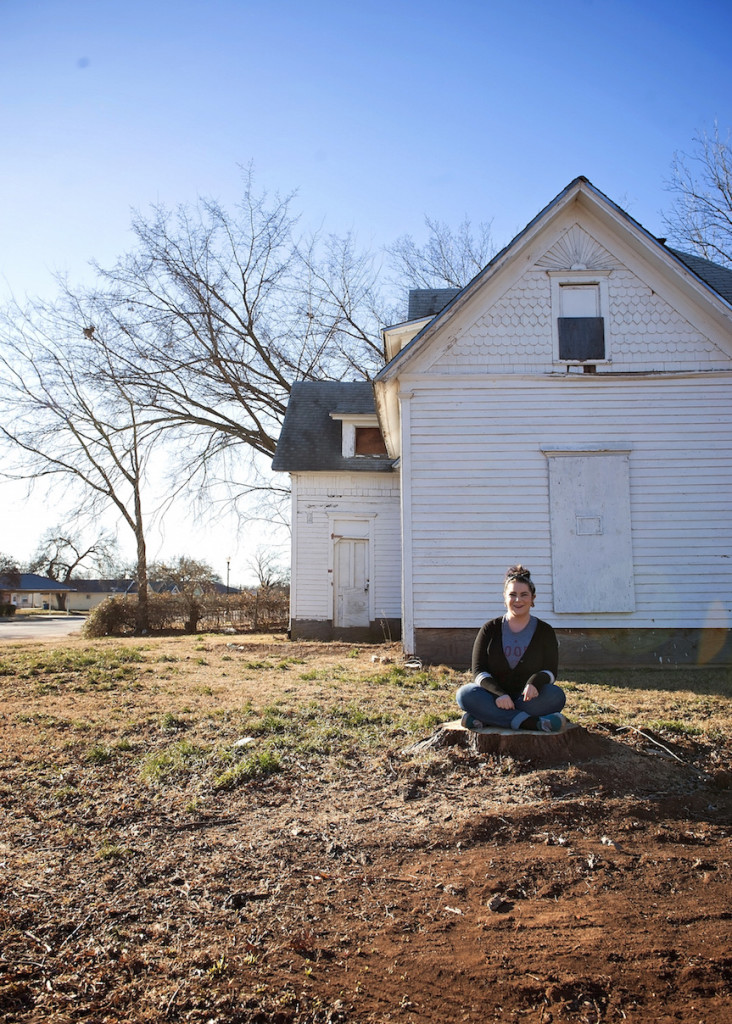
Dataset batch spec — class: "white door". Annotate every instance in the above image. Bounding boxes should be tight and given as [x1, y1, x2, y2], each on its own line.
[547, 452, 635, 613]
[334, 538, 370, 627]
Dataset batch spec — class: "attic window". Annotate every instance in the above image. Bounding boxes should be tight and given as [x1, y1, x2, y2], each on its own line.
[330, 413, 388, 458]
[354, 426, 387, 456]
[550, 272, 610, 364]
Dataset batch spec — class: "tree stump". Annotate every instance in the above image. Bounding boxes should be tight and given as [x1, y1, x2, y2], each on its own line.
[407, 719, 601, 764]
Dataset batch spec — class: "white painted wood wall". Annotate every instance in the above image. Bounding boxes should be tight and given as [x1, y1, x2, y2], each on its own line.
[395, 225, 732, 637]
[290, 471, 401, 625]
[400, 372, 731, 632]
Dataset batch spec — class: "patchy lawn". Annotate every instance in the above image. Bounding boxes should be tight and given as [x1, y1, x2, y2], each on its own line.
[0, 633, 730, 1023]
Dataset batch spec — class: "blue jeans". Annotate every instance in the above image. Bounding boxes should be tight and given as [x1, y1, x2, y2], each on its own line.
[456, 682, 566, 729]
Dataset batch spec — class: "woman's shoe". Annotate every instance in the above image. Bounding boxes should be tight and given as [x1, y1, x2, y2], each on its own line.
[461, 712, 485, 730]
[538, 714, 565, 732]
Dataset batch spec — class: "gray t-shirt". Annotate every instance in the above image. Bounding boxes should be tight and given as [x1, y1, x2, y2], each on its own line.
[502, 615, 537, 669]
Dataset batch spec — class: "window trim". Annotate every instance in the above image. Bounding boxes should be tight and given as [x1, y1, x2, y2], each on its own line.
[549, 270, 611, 365]
[329, 413, 388, 458]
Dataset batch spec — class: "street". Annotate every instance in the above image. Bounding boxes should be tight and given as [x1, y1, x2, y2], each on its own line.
[0, 615, 86, 641]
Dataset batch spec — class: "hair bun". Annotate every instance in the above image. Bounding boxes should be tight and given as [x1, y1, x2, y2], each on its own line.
[504, 564, 536, 596]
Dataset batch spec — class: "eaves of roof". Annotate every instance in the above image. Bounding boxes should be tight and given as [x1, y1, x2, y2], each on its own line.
[375, 176, 732, 381]
[272, 380, 396, 473]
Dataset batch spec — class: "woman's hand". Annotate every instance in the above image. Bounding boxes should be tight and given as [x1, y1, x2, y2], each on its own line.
[496, 694, 515, 710]
[522, 683, 539, 702]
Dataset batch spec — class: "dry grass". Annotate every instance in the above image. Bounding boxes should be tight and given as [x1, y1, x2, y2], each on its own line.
[1, 633, 730, 1024]
[1, 634, 729, 788]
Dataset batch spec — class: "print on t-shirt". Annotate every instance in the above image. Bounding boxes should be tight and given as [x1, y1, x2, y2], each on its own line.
[502, 616, 538, 670]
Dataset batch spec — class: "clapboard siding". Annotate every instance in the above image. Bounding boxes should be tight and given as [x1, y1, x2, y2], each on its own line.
[291, 471, 401, 622]
[402, 374, 731, 629]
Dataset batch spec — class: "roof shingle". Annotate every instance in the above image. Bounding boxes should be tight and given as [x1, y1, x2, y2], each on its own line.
[667, 248, 732, 305]
[272, 381, 394, 473]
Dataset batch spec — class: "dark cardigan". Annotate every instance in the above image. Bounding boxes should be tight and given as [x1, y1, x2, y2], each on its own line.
[471, 616, 559, 698]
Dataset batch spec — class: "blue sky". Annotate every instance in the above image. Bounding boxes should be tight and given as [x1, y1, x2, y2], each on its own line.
[1, 0, 730, 576]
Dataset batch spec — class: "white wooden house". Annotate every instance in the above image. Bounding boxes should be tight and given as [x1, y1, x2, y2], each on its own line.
[274, 178, 732, 666]
[272, 381, 401, 641]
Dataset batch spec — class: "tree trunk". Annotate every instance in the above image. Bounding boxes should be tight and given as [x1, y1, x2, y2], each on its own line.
[407, 719, 606, 764]
[184, 600, 200, 634]
[133, 500, 149, 634]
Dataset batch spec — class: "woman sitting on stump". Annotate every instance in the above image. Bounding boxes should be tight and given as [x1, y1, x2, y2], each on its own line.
[456, 565, 566, 732]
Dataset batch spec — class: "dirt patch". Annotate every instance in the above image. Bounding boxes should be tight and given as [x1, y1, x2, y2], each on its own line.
[0, 634, 730, 1023]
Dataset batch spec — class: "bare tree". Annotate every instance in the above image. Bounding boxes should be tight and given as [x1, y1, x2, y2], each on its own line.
[148, 555, 220, 633]
[28, 528, 121, 582]
[247, 546, 290, 590]
[387, 215, 495, 290]
[664, 123, 732, 267]
[0, 169, 501, 573]
[81, 168, 390, 510]
[0, 302, 161, 632]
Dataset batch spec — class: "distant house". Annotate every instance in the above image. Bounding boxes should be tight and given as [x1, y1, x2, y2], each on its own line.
[123, 580, 181, 597]
[210, 582, 241, 597]
[273, 177, 732, 667]
[65, 579, 135, 613]
[0, 573, 76, 611]
[64, 578, 238, 613]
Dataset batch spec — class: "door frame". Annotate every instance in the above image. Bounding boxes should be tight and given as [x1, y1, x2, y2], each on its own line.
[328, 514, 376, 627]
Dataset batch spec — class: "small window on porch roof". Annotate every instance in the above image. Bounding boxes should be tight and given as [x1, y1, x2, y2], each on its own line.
[333, 415, 389, 458]
[354, 426, 387, 456]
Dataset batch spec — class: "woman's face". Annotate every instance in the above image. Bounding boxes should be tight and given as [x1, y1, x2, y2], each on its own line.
[504, 580, 534, 617]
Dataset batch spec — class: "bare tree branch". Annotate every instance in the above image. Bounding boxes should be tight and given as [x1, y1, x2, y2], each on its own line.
[28, 528, 121, 582]
[387, 216, 495, 290]
[663, 123, 732, 267]
[0, 300, 159, 630]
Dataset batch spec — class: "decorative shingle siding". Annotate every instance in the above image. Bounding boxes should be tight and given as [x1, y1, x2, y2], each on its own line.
[429, 260, 731, 374]
[607, 269, 729, 369]
[437, 269, 553, 371]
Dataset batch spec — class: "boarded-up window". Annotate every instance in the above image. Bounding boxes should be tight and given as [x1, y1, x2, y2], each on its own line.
[558, 284, 604, 361]
[355, 426, 388, 456]
[558, 317, 605, 360]
[545, 451, 634, 613]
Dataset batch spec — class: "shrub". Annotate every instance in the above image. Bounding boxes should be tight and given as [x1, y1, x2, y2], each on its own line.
[83, 593, 186, 636]
[0, 603, 17, 617]
[84, 597, 137, 637]
[82, 588, 290, 636]
[197, 588, 289, 632]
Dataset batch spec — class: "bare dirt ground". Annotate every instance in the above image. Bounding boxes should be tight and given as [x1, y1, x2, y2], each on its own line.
[0, 633, 730, 1024]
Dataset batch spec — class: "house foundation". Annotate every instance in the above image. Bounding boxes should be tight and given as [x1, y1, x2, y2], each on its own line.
[291, 618, 402, 644]
[412, 627, 732, 669]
